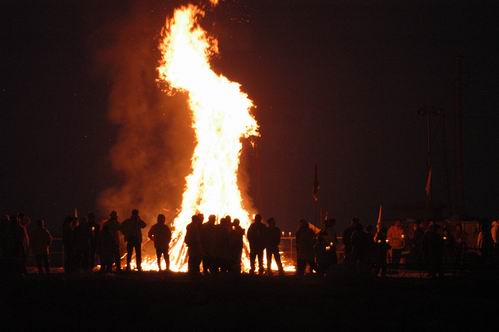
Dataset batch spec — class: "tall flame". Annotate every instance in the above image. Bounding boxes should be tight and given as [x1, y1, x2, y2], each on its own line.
[157, 4, 259, 271]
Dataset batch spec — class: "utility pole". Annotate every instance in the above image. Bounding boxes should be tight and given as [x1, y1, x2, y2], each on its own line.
[441, 110, 452, 214]
[455, 55, 465, 218]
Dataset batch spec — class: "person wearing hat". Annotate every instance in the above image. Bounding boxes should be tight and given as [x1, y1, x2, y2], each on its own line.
[104, 211, 122, 271]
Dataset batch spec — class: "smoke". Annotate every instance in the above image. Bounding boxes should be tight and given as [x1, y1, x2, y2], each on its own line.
[94, 1, 194, 224]
[94, 0, 257, 225]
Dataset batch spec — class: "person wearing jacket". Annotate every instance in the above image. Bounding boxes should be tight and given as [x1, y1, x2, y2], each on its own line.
[265, 218, 284, 276]
[148, 214, 172, 271]
[387, 220, 405, 270]
[295, 219, 317, 275]
[247, 214, 266, 275]
[120, 209, 146, 272]
[31, 219, 52, 274]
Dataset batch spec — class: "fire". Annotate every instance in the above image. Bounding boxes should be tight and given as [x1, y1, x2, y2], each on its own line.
[157, 3, 259, 271]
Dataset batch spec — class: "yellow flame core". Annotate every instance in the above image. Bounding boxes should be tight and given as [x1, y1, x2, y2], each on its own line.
[157, 5, 259, 271]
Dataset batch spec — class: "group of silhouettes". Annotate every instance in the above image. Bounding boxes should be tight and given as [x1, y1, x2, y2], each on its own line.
[0, 213, 52, 275]
[1, 209, 498, 278]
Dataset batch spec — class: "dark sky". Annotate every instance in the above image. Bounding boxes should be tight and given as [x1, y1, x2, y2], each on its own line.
[1, 0, 498, 233]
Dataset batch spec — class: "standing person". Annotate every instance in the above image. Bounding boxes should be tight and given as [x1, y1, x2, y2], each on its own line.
[120, 209, 146, 272]
[99, 225, 115, 273]
[212, 217, 226, 272]
[387, 219, 405, 271]
[342, 218, 359, 264]
[476, 220, 493, 268]
[201, 214, 217, 274]
[316, 218, 338, 275]
[30, 219, 53, 274]
[491, 220, 499, 263]
[185, 214, 203, 275]
[351, 223, 369, 272]
[17, 214, 31, 274]
[87, 212, 100, 270]
[148, 214, 172, 271]
[62, 216, 75, 273]
[247, 214, 266, 275]
[423, 222, 444, 278]
[295, 219, 317, 275]
[442, 224, 456, 266]
[265, 218, 284, 276]
[201, 214, 216, 274]
[73, 216, 91, 271]
[373, 227, 390, 277]
[0, 215, 9, 274]
[104, 211, 121, 271]
[229, 219, 245, 273]
[215, 217, 232, 272]
[7, 215, 30, 275]
[410, 221, 425, 268]
[364, 224, 376, 271]
[491, 220, 499, 248]
[454, 223, 467, 266]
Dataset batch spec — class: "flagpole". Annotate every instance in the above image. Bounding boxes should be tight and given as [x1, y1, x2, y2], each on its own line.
[313, 163, 320, 227]
[418, 106, 441, 220]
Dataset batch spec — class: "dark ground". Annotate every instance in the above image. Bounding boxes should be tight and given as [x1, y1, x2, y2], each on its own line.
[1, 269, 497, 330]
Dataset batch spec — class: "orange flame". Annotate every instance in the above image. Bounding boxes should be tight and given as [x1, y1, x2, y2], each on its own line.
[157, 4, 259, 271]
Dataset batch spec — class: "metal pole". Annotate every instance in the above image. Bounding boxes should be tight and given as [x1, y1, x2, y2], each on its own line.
[427, 110, 433, 213]
[455, 55, 465, 217]
[441, 110, 452, 213]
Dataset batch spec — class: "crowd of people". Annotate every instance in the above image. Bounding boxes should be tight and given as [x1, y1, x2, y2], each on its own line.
[1, 210, 498, 278]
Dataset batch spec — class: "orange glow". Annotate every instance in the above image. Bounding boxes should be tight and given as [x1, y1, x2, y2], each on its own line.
[157, 4, 259, 271]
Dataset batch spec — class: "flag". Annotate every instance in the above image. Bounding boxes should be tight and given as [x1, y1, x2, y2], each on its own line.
[425, 166, 432, 197]
[376, 204, 383, 231]
[313, 163, 319, 202]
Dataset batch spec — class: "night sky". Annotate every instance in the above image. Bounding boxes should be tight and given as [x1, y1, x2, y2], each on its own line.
[1, 0, 498, 233]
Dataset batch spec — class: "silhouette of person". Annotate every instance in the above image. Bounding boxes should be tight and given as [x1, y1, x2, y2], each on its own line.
[215, 217, 232, 272]
[104, 211, 121, 271]
[387, 219, 405, 271]
[229, 219, 245, 273]
[342, 218, 359, 264]
[476, 219, 493, 268]
[0, 215, 9, 274]
[99, 224, 115, 273]
[6, 215, 30, 275]
[87, 212, 100, 270]
[62, 215, 75, 273]
[185, 214, 203, 275]
[423, 221, 444, 278]
[31, 219, 53, 274]
[201, 214, 216, 274]
[148, 214, 172, 271]
[373, 226, 389, 277]
[120, 209, 146, 271]
[295, 219, 317, 275]
[491, 220, 499, 265]
[265, 218, 284, 276]
[247, 214, 266, 275]
[351, 222, 370, 273]
[442, 223, 456, 266]
[212, 217, 225, 272]
[73, 216, 91, 271]
[316, 218, 338, 275]
[454, 223, 467, 267]
[410, 221, 425, 268]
